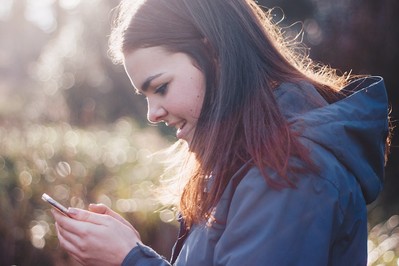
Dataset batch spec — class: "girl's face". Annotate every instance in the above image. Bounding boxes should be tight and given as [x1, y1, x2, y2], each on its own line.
[124, 46, 206, 146]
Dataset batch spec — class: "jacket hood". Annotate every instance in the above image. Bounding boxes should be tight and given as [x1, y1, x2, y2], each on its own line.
[275, 76, 389, 204]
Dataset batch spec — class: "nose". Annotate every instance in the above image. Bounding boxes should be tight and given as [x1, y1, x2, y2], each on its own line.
[147, 99, 167, 124]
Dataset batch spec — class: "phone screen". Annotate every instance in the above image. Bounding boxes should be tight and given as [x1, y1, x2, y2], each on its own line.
[42, 193, 71, 217]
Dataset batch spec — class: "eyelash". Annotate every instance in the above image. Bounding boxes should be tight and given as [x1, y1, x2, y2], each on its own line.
[155, 83, 168, 96]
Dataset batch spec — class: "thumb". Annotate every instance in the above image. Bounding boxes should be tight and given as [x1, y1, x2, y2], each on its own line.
[88, 203, 109, 214]
[67, 207, 103, 225]
[89, 204, 134, 229]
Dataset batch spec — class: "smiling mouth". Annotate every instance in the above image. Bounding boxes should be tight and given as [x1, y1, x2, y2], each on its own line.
[176, 121, 186, 132]
[176, 121, 186, 138]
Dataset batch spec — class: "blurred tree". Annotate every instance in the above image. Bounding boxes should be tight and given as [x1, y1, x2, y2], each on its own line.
[0, 0, 149, 128]
[30, 0, 148, 127]
[0, 0, 52, 125]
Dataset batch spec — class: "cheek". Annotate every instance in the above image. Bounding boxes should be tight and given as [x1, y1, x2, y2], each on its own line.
[193, 93, 204, 116]
[195, 81, 206, 114]
[173, 94, 202, 119]
[190, 78, 206, 117]
[176, 71, 205, 118]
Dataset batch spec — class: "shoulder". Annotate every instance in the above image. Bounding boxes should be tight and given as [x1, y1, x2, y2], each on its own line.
[274, 81, 328, 119]
[233, 163, 341, 206]
[227, 152, 355, 224]
[209, 163, 344, 264]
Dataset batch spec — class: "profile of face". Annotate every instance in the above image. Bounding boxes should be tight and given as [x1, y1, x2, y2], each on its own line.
[124, 46, 206, 146]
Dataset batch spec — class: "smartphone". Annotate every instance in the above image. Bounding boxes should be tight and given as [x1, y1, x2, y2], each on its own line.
[42, 193, 71, 217]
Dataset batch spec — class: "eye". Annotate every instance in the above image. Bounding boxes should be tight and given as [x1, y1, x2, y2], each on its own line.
[155, 83, 168, 96]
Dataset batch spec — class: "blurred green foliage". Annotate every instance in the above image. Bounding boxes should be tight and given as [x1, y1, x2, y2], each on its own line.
[0, 118, 178, 265]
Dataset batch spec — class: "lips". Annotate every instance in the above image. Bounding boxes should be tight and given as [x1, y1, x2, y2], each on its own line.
[166, 119, 195, 143]
[176, 121, 186, 139]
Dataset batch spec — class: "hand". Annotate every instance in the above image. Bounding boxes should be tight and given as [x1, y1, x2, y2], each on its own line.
[52, 207, 141, 266]
[88, 203, 134, 230]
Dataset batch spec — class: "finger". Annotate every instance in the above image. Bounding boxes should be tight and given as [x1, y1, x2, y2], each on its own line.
[52, 207, 102, 230]
[89, 203, 122, 219]
[55, 222, 86, 265]
[88, 203, 108, 214]
[55, 214, 88, 247]
[88, 203, 134, 229]
[52, 208, 72, 225]
[55, 216, 105, 266]
[69, 253, 85, 266]
[52, 209, 80, 229]
[67, 208, 106, 225]
[52, 209, 102, 241]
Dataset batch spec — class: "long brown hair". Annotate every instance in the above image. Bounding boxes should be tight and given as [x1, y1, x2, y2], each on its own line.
[109, 0, 351, 226]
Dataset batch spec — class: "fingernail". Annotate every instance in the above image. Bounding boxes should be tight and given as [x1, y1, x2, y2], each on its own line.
[67, 208, 78, 215]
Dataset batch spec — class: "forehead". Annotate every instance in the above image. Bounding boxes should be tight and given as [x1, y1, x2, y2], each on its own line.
[123, 47, 170, 90]
[125, 46, 171, 64]
[123, 46, 197, 91]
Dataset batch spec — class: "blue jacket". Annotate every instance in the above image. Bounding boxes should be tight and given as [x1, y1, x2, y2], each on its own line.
[122, 77, 389, 266]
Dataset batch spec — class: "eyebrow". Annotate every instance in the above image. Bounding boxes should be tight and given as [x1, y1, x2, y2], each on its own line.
[141, 73, 164, 92]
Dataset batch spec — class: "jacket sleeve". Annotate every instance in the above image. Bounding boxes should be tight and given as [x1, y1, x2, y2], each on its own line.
[122, 243, 172, 266]
[213, 166, 342, 266]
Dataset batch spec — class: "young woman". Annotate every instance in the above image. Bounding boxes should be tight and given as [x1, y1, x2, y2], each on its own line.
[52, 0, 390, 265]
